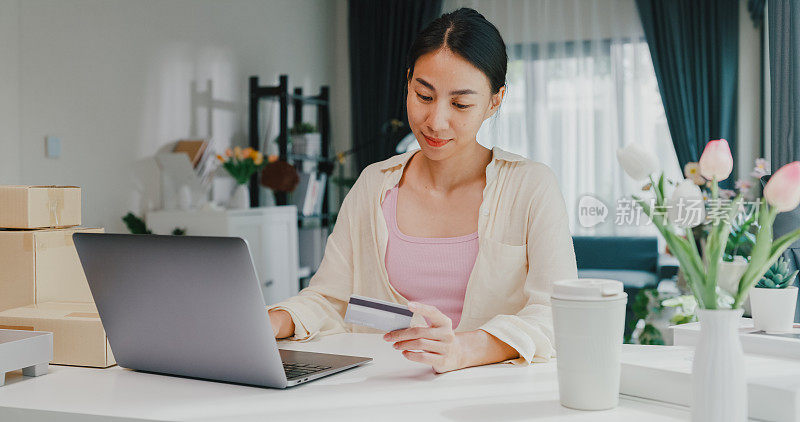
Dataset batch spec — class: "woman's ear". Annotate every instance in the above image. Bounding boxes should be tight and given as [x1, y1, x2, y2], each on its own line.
[484, 85, 506, 120]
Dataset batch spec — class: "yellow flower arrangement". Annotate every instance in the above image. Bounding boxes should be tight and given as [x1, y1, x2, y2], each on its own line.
[217, 147, 267, 185]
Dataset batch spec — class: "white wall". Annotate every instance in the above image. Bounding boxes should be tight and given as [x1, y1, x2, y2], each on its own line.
[0, 0, 20, 185]
[5, 0, 348, 232]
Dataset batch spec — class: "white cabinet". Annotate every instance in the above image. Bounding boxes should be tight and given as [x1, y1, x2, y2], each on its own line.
[146, 206, 299, 305]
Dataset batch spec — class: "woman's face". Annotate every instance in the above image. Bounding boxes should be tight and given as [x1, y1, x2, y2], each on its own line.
[406, 47, 505, 161]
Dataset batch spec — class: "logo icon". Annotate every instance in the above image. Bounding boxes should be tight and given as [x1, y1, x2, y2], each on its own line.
[578, 195, 608, 228]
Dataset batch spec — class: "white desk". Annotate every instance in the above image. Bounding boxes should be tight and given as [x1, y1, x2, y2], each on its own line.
[0, 334, 688, 421]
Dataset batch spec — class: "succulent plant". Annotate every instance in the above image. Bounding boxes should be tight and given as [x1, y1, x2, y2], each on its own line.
[756, 257, 799, 289]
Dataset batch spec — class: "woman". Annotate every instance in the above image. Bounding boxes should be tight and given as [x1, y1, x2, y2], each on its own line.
[268, 8, 577, 374]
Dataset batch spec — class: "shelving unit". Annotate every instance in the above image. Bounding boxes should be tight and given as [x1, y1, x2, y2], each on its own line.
[248, 75, 334, 222]
[248, 74, 335, 289]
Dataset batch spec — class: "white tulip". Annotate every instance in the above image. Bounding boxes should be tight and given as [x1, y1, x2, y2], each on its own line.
[667, 179, 706, 228]
[617, 144, 660, 181]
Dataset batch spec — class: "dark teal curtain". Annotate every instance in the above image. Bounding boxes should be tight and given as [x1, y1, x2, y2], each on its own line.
[349, 0, 442, 172]
[636, 0, 739, 188]
[768, 0, 800, 170]
[766, 0, 800, 320]
[748, 0, 766, 23]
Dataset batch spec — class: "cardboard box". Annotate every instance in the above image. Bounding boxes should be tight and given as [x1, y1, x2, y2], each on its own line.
[0, 302, 115, 368]
[173, 139, 207, 168]
[0, 227, 104, 312]
[0, 185, 81, 229]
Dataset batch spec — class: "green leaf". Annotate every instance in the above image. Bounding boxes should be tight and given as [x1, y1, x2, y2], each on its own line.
[631, 193, 708, 307]
[734, 202, 777, 307]
[705, 195, 743, 308]
[639, 324, 665, 345]
[665, 232, 707, 308]
[771, 227, 800, 259]
[122, 212, 152, 235]
[632, 289, 655, 320]
[671, 314, 695, 325]
[648, 174, 664, 207]
[789, 270, 800, 287]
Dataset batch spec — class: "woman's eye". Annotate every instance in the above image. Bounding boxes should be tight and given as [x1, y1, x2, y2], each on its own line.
[453, 103, 471, 109]
[417, 93, 432, 102]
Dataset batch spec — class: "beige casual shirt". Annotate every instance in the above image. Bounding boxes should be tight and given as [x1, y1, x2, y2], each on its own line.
[268, 146, 578, 365]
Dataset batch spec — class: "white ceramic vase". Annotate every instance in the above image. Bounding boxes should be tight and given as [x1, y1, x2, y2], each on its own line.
[691, 308, 747, 422]
[229, 184, 250, 209]
[749, 286, 798, 333]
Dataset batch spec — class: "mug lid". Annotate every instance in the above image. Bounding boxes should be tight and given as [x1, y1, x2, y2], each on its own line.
[551, 278, 626, 301]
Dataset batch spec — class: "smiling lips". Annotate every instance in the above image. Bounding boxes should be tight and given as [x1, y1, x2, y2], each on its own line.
[423, 134, 452, 147]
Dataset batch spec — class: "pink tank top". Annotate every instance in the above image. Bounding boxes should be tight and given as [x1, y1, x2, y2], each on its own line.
[381, 185, 479, 328]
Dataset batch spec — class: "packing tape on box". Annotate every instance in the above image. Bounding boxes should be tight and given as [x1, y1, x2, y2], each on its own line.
[46, 188, 65, 227]
[0, 325, 35, 331]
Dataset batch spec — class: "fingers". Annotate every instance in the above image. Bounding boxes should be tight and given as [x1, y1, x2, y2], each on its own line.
[401, 350, 440, 367]
[384, 326, 452, 343]
[269, 309, 294, 339]
[407, 301, 452, 329]
[393, 338, 446, 354]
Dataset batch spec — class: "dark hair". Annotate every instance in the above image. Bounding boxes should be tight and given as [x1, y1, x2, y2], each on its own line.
[406, 8, 507, 95]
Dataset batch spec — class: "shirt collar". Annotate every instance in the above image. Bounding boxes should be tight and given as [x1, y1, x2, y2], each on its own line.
[378, 146, 526, 172]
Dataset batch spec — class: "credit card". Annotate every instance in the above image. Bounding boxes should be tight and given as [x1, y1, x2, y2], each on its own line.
[344, 295, 413, 332]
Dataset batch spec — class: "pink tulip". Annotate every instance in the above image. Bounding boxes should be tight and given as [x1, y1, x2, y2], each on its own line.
[764, 161, 800, 212]
[698, 139, 733, 182]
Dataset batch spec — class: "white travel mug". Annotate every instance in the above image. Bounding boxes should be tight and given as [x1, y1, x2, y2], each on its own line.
[551, 278, 627, 410]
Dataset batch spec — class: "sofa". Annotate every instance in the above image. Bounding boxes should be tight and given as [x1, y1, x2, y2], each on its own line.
[572, 236, 679, 338]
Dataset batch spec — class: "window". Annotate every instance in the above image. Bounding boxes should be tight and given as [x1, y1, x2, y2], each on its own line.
[477, 39, 681, 235]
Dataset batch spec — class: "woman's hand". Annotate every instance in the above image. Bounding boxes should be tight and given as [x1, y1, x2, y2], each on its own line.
[268, 309, 295, 339]
[383, 301, 464, 373]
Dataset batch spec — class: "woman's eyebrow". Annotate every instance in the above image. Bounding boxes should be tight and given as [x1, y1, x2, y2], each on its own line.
[415, 78, 477, 96]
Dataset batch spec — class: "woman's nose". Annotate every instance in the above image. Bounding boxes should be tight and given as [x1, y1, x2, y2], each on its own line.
[425, 102, 450, 133]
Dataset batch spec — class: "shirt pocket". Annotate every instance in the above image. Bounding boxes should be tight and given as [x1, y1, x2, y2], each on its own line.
[470, 236, 529, 317]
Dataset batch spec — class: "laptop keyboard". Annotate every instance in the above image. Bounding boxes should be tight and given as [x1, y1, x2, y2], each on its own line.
[283, 362, 332, 380]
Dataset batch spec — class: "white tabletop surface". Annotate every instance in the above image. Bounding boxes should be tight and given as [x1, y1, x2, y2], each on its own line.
[0, 334, 688, 421]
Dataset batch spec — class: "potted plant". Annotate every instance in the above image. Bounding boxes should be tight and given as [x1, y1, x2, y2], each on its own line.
[216, 147, 266, 209]
[676, 159, 762, 298]
[289, 122, 321, 156]
[750, 256, 799, 333]
[617, 139, 800, 422]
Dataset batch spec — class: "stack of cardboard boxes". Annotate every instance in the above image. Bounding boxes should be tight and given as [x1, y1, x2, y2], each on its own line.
[0, 186, 114, 368]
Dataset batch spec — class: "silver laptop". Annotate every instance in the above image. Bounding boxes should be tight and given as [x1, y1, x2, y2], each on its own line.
[73, 233, 371, 388]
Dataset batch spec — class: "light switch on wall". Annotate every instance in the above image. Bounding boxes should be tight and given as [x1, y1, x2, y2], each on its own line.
[45, 136, 61, 158]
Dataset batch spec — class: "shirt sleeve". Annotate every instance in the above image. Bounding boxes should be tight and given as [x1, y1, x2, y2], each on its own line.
[478, 164, 578, 365]
[266, 174, 365, 342]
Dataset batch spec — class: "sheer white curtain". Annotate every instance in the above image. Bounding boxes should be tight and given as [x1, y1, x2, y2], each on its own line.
[442, 0, 682, 236]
